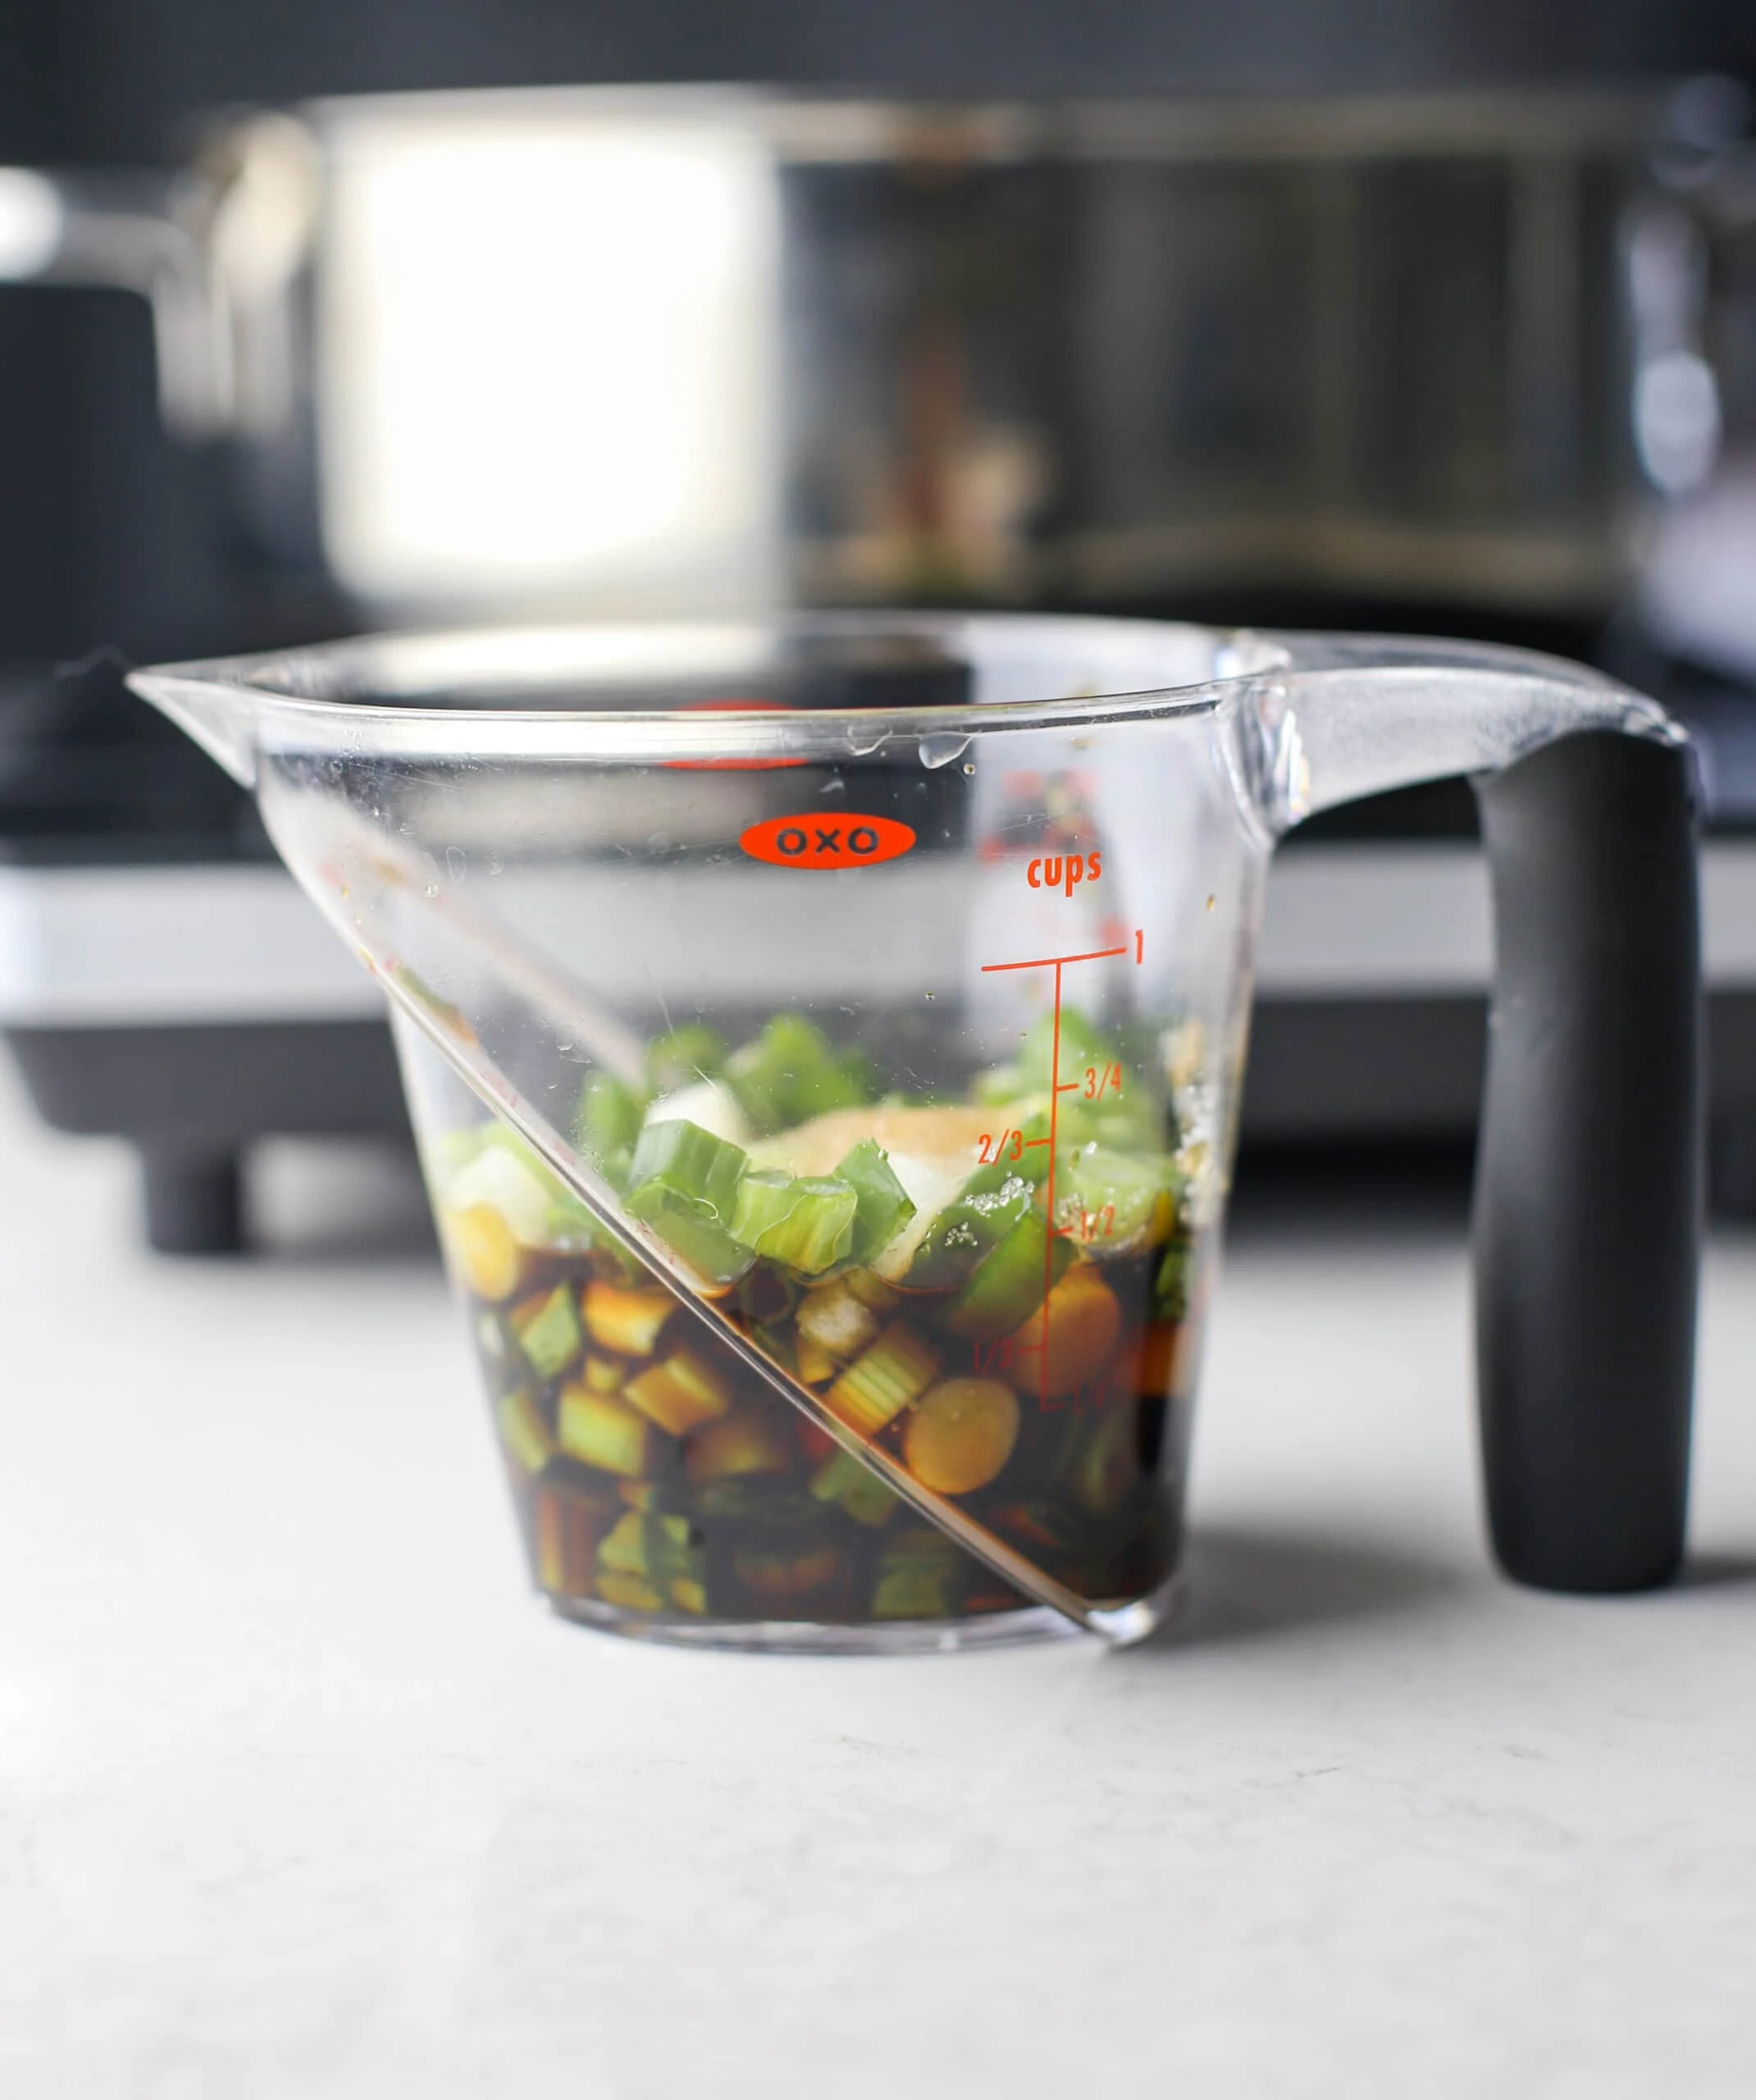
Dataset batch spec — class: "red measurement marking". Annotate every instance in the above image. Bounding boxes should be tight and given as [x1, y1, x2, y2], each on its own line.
[977, 929, 1145, 1412]
[1076, 1203, 1117, 1243]
[1071, 1370, 1111, 1416]
[977, 1127, 1028, 1167]
[1083, 1061, 1124, 1099]
[979, 943, 1130, 975]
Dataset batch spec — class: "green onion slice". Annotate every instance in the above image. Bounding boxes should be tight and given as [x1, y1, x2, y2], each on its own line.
[645, 1023, 727, 1093]
[729, 1171, 858, 1275]
[945, 1209, 1075, 1340]
[723, 1014, 877, 1134]
[1055, 1148, 1185, 1251]
[832, 1139, 917, 1263]
[905, 1162, 1038, 1290]
[624, 1118, 752, 1283]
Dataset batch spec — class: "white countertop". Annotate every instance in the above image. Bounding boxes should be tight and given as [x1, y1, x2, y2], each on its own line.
[2, 1071, 1754, 2098]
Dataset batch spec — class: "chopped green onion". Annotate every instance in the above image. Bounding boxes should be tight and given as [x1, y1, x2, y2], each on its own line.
[1153, 1234, 1196, 1322]
[445, 1127, 593, 1247]
[905, 1163, 1038, 1290]
[576, 1075, 648, 1184]
[598, 1509, 702, 1596]
[795, 1329, 837, 1383]
[872, 1529, 963, 1618]
[1015, 1007, 1115, 1093]
[1005, 1108, 1056, 1185]
[496, 1390, 554, 1475]
[733, 1262, 799, 1328]
[623, 1348, 732, 1436]
[752, 1321, 799, 1376]
[582, 1281, 673, 1357]
[795, 1276, 882, 1362]
[810, 1449, 901, 1527]
[729, 1171, 858, 1273]
[645, 1077, 751, 1148]
[623, 1118, 753, 1284]
[599, 1509, 650, 1575]
[945, 1210, 1075, 1340]
[981, 1008, 1161, 1148]
[835, 1045, 883, 1102]
[1071, 1405, 1139, 1516]
[632, 1201, 754, 1286]
[1054, 1094, 1161, 1155]
[825, 1322, 941, 1436]
[595, 1570, 663, 1612]
[613, 1509, 705, 1594]
[692, 1479, 819, 1524]
[845, 1267, 901, 1312]
[645, 1023, 727, 1093]
[557, 1386, 651, 1478]
[1055, 1148, 1184, 1249]
[723, 1014, 875, 1134]
[511, 1284, 583, 1381]
[833, 1139, 917, 1263]
[626, 1117, 746, 1220]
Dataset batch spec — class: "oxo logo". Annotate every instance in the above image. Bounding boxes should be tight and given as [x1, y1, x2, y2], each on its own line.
[739, 813, 917, 870]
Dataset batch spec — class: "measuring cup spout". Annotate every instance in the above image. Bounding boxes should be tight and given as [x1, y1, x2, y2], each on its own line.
[129, 669, 260, 789]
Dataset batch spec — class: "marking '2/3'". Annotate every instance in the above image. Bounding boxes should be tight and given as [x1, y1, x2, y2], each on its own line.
[739, 814, 917, 870]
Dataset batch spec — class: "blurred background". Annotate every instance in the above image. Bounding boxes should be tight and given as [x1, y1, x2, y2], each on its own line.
[2, 0, 1755, 1251]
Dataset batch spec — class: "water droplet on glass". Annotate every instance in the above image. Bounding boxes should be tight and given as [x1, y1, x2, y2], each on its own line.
[486, 850, 504, 876]
[919, 733, 969, 769]
[962, 761, 976, 776]
[445, 846, 467, 881]
[846, 728, 887, 758]
[423, 883, 440, 900]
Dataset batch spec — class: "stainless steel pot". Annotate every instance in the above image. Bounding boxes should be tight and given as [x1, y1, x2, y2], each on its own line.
[0, 83, 1744, 622]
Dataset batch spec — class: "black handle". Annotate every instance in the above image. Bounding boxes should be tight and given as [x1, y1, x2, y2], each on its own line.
[1471, 730, 1701, 1592]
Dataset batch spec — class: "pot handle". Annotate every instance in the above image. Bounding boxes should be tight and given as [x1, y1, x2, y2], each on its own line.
[0, 166, 228, 438]
[1260, 637, 1701, 1592]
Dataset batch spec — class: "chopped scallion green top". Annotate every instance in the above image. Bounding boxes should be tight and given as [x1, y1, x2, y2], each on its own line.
[729, 1171, 859, 1274]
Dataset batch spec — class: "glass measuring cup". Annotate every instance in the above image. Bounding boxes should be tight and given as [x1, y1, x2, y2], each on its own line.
[130, 614, 1701, 1648]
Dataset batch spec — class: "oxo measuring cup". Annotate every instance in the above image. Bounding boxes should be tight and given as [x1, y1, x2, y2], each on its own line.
[130, 614, 1701, 1648]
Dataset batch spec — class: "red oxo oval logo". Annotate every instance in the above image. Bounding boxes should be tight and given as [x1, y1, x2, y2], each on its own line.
[740, 813, 916, 870]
